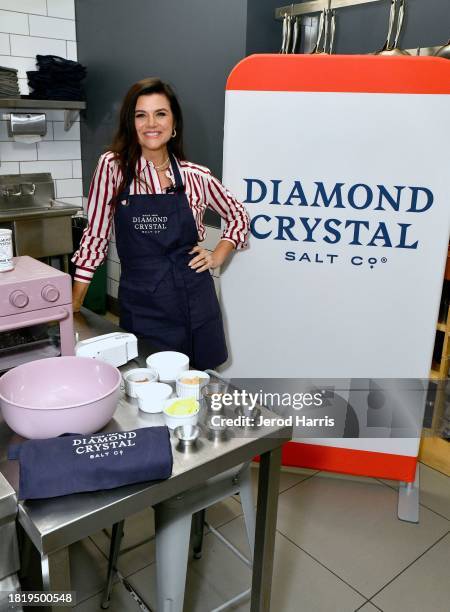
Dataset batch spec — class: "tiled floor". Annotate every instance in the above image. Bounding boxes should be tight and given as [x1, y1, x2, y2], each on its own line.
[71, 463, 450, 612]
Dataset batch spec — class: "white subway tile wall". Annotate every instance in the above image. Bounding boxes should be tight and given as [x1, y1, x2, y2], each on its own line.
[0, 10, 29, 35]
[0, 161, 19, 174]
[29, 15, 76, 41]
[20, 159, 73, 178]
[18, 78, 29, 95]
[72, 159, 82, 178]
[0, 0, 84, 274]
[10, 34, 66, 58]
[55, 178, 82, 198]
[0, 0, 222, 303]
[37, 140, 81, 160]
[66, 40, 77, 61]
[0, 1, 46, 15]
[47, 0, 75, 20]
[0, 0, 78, 95]
[53, 121, 80, 140]
[0, 32, 10, 54]
[1, 141, 37, 161]
[0, 55, 36, 76]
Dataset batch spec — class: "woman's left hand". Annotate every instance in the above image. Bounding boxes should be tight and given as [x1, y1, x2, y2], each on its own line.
[188, 246, 219, 273]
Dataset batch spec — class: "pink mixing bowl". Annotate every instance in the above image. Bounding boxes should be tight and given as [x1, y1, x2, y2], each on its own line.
[0, 356, 121, 439]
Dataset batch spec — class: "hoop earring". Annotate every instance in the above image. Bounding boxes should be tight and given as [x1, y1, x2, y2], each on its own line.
[171, 128, 177, 138]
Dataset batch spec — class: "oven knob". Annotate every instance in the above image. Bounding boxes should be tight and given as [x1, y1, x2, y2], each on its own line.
[41, 285, 60, 302]
[10, 290, 29, 308]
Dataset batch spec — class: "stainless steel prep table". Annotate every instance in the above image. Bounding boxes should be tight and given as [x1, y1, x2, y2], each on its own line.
[0, 308, 292, 611]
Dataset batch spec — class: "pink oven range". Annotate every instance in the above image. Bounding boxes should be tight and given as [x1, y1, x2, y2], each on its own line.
[0, 256, 74, 373]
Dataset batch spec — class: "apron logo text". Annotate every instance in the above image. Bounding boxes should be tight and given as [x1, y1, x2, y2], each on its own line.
[72, 431, 137, 459]
[133, 214, 168, 234]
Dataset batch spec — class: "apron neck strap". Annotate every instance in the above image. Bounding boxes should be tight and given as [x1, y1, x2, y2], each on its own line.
[120, 153, 183, 200]
[169, 153, 184, 191]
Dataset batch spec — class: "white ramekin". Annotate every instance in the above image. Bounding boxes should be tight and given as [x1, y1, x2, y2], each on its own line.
[163, 398, 199, 429]
[176, 370, 210, 400]
[146, 351, 189, 382]
[123, 367, 158, 398]
[135, 382, 173, 414]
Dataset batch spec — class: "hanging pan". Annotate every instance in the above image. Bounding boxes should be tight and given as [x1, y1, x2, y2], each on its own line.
[290, 16, 301, 53]
[435, 39, 450, 59]
[377, 0, 410, 56]
[328, 9, 336, 54]
[280, 12, 288, 53]
[311, 9, 326, 54]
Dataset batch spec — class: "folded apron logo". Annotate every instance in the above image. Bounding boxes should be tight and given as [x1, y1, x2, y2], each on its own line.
[72, 431, 137, 459]
[133, 213, 168, 234]
[244, 178, 434, 269]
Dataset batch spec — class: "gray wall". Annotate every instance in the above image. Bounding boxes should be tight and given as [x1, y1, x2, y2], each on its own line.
[76, 0, 450, 194]
[75, 0, 247, 190]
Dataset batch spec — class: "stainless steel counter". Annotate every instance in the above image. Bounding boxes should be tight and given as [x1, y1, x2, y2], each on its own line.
[0, 308, 292, 611]
[0, 473, 21, 610]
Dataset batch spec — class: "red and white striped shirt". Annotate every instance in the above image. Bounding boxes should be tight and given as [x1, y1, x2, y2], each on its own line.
[72, 151, 250, 283]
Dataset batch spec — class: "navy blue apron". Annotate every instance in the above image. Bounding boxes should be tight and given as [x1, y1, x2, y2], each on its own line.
[114, 155, 227, 370]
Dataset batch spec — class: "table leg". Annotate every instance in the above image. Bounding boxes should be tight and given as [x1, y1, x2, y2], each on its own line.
[251, 446, 282, 612]
[41, 547, 72, 610]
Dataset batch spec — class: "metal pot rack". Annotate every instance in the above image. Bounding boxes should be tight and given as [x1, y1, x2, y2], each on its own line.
[275, 0, 448, 56]
[275, 0, 385, 19]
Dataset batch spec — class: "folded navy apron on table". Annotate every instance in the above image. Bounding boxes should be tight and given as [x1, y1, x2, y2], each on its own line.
[8, 426, 173, 500]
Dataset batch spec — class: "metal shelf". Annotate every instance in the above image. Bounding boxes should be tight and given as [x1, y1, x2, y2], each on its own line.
[0, 98, 86, 110]
[276, 0, 385, 18]
[0, 98, 86, 131]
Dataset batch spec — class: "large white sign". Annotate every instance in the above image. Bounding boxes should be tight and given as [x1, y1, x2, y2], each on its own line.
[220, 55, 450, 476]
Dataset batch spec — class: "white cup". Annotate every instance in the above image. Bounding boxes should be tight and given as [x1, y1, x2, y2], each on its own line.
[0, 229, 14, 272]
[123, 367, 158, 398]
[163, 398, 200, 429]
[135, 382, 173, 413]
[176, 370, 210, 400]
[146, 351, 189, 382]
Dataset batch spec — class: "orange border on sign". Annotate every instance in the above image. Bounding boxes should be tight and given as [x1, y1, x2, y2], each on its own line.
[279, 442, 417, 482]
[225, 52, 443, 480]
[226, 54, 450, 95]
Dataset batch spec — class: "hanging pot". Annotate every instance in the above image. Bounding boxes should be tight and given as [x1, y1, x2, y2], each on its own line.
[311, 9, 326, 54]
[280, 13, 288, 54]
[328, 10, 336, 54]
[435, 40, 450, 59]
[290, 16, 301, 53]
[377, 0, 410, 56]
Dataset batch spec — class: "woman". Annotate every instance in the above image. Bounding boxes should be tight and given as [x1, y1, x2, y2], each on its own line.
[72, 77, 249, 370]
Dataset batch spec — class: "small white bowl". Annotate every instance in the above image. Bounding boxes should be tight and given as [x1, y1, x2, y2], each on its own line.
[146, 351, 189, 382]
[135, 382, 173, 414]
[163, 397, 199, 429]
[176, 370, 210, 400]
[124, 367, 158, 398]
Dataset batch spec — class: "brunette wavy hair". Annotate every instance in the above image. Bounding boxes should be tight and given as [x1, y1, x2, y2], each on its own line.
[109, 77, 185, 202]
